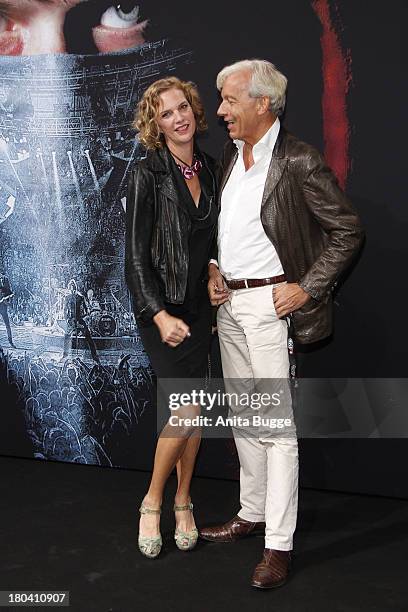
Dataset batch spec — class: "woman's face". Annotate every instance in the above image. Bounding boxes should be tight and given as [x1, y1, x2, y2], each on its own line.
[156, 87, 196, 149]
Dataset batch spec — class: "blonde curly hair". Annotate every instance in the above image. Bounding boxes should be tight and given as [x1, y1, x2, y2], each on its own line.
[133, 77, 208, 150]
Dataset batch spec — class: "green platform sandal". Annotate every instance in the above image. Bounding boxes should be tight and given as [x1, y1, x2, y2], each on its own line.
[174, 502, 199, 551]
[138, 503, 162, 559]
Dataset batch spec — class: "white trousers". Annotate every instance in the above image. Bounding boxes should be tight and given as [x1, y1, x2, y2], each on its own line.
[217, 285, 298, 550]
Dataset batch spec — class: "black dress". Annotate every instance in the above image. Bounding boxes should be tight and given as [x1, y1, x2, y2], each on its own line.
[138, 149, 217, 381]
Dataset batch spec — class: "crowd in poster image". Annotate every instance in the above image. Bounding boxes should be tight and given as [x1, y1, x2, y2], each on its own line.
[0, 348, 154, 466]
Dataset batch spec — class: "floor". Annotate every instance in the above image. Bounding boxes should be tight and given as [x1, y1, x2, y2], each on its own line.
[1, 456, 407, 612]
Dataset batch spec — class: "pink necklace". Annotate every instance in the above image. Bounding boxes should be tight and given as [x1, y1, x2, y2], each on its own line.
[171, 151, 202, 180]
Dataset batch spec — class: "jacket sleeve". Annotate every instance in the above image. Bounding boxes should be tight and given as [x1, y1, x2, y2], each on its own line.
[125, 164, 165, 322]
[299, 150, 364, 301]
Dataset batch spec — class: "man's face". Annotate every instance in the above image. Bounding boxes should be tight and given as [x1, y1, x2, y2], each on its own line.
[0, 0, 146, 55]
[217, 70, 262, 143]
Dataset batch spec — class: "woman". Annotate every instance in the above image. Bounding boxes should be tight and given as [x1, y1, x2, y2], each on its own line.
[125, 77, 218, 558]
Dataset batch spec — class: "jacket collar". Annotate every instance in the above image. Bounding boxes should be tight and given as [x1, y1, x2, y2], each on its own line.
[145, 145, 182, 205]
[145, 145, 172, 173]
[271, 124, 287, 159]
[261, 127, 288, 207]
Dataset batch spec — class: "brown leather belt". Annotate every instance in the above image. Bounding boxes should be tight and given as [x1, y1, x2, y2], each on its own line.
[225, 274, 286, 290]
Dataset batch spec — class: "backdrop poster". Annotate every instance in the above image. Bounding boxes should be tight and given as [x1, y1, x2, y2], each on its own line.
[0, 3, 193, 467]
[0, 1, 406, 494]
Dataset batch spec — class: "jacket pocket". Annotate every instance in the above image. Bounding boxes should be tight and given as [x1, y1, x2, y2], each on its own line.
[292, 296, 332, 343]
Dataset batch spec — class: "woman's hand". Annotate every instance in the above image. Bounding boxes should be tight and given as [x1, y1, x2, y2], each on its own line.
[153, 310, 191, 348]
[208, 263, 229, 306]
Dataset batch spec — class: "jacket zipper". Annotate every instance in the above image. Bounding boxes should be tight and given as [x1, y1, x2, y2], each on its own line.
[162, 199, 178, 301]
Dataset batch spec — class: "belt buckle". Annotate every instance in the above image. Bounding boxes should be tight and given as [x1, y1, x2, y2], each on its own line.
[244, 279, 249, 289]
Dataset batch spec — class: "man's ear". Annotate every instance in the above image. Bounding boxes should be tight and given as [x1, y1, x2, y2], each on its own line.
[256, 96, 271, 115]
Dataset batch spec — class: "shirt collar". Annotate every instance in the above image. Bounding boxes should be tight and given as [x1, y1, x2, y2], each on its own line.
[234, 117, 280, 163]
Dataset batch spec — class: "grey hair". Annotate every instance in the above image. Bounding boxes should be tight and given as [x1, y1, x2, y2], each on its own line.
[216, 59, 288, 116]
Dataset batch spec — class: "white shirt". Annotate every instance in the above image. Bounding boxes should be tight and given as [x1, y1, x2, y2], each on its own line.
[217, 119, 284, 280]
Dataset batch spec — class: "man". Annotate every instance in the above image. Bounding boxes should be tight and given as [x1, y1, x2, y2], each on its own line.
[0, 269, 15, 348]
[199, 59, 363, 589]
[63, 279, 100, 363]
[0, 0, 146, 55]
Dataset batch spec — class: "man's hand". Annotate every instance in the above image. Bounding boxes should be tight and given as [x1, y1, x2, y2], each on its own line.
[208, 263, 230, 306]
[273, 283, 311, 317]
[153, 310, 190, 348]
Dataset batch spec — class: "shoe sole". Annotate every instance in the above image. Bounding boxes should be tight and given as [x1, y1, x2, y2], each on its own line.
[199, 531, 265, 543]
[140, 552, 161, 559]
[251, 566, 291, 589]
[251, 578, 287, 589]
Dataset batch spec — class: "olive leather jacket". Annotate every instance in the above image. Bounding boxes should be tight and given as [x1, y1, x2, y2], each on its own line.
[125, 145, 217, 323]
[217, 128, 364, 344]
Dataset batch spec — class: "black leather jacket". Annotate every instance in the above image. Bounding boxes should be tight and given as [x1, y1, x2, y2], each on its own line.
[125, 145, 217, 322]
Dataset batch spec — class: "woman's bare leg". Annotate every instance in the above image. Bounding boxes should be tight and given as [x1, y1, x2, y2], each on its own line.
[175, 432, 201, 532]
[139, 406, 200, 537]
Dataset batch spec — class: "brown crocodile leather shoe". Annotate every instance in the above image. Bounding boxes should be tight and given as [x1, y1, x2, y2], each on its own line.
[251, 549, 291, 589]
[199, 515, 265, 542]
